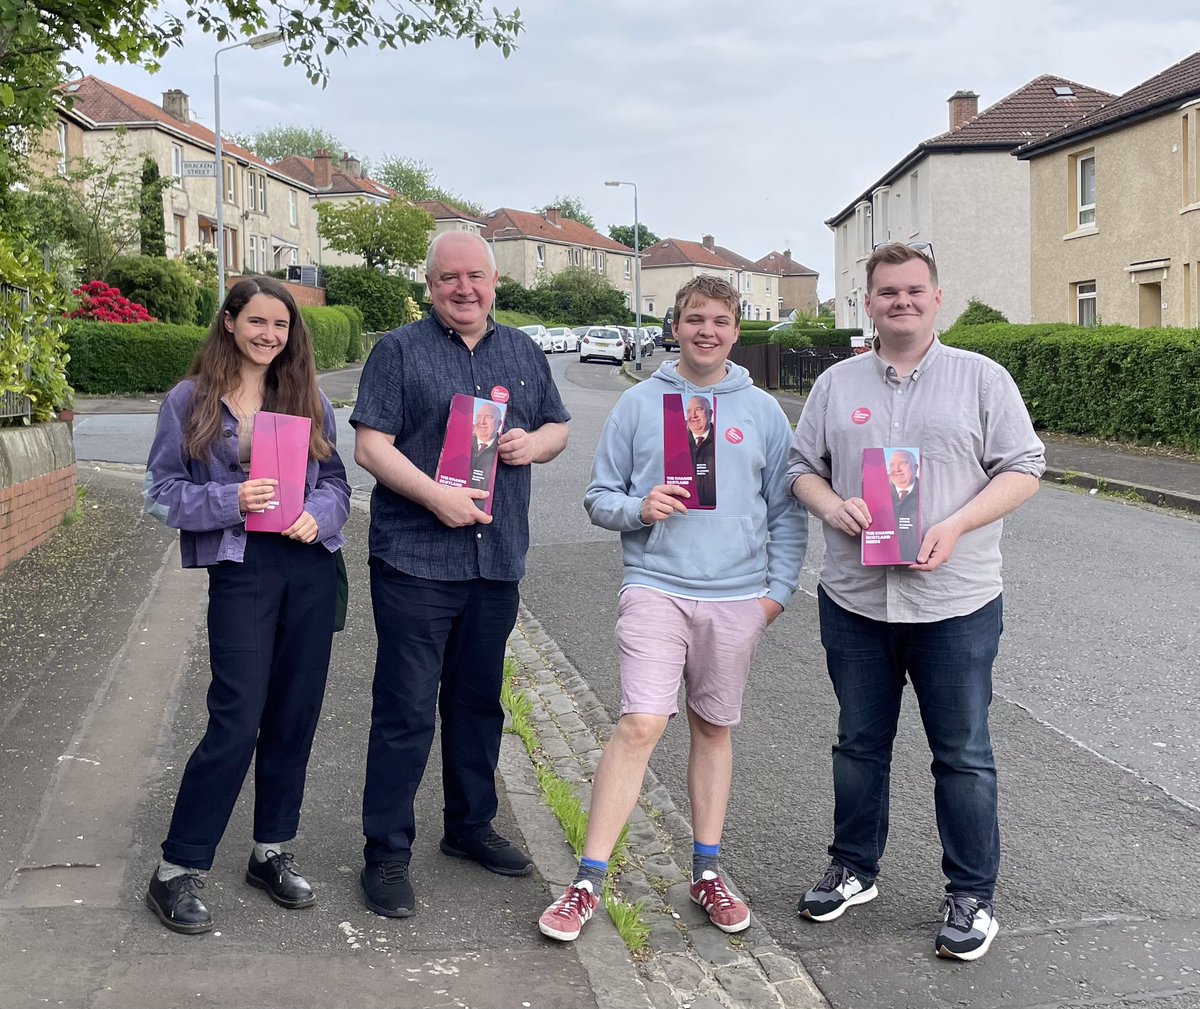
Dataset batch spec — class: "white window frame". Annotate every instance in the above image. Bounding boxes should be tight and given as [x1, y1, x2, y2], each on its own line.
[647, 301, 654, 314]
[224, 162, 236, 203]
[1075, 281, 1097, 326]
[174, 214, 185, 255]
[246, 172, 255, 209]
[224, 226, 237, 269]
[56, 122, 67, 175]
[288, 191, 298, 227]
[171, 144, 183, 183]
[536, 244, 546, 269]
[624, 257, 631, 278]
[247, 234, 257, 272]
[1077, 155, 1096, 228]
[599, 251, 605, 272]
[257, 175, 266, 212]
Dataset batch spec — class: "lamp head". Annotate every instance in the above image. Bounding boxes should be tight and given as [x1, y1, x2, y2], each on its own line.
[249, 30, 285, 49]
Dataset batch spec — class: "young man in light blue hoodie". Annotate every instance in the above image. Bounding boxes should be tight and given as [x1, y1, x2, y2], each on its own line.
[539, 276, 807, 942]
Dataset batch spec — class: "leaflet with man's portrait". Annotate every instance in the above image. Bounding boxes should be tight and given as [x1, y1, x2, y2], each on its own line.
[662, 392, 717, 510]
[861, 446, 922, 565]
[434, 394, 508, 515]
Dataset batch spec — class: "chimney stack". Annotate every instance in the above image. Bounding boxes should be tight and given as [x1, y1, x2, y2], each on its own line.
[947, 90, 979, 131]
[702, 234, 715, 252]
[544, 207, 561, 227]
[341, 152, 361, 179]
[313, 148, 332, 189]
[162, 90, 190, 124]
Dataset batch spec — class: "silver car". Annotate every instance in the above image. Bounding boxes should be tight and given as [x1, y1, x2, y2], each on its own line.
[519, 324, 553, 353]
[546, 326, 577, 353]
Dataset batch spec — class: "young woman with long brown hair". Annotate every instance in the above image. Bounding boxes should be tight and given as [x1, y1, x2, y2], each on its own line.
[142, 276, 350, 934]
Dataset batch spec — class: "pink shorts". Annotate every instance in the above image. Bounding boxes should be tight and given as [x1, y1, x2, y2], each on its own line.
[614, 587, 768, 726]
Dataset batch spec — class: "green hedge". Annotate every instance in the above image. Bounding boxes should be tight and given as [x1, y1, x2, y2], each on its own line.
[299, 306, 350, 370]
[323, 266, 413, 332]
[66, 321, 206, 394]
[104, 256, 198, 325]
[329, 303, 364, 361]
[739, 326, 861, 349]
[941, 322, 1200, 450]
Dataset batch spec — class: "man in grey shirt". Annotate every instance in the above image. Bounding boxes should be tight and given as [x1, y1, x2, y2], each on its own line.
[788, 242, 1044, 962]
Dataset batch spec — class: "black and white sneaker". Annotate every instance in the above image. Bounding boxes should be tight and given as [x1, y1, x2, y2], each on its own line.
[935, 893, 998, 961]
[797, 862, 878, 922]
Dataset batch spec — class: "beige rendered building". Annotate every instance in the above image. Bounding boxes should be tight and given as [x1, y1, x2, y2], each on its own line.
[640, 236, 781, 321]
[55, 77, 318, 276]
[1018, 50, 1200, 329]
[754, 250, 819, 318]
[826, 78, 1112, 334]
[481, 208, 637, 305]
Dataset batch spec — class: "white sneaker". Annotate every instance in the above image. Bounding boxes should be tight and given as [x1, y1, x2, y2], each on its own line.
[797, 862, 878, 922]
[935, 894, 998, 961]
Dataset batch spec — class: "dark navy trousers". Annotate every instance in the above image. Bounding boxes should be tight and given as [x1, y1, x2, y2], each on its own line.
[362, 559, 520, 863]
[818, 587, 1003, 900]
[162, 534, 336, 870]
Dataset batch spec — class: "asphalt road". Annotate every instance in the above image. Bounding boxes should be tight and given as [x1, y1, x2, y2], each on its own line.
[71, 350, 1200, 1007]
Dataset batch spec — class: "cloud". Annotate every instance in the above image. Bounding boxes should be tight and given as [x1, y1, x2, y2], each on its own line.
[71, 0, 1198, 296]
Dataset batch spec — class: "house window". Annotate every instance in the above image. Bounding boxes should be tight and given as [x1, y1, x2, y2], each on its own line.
[1183, 107, 1200, 207]
[288, 191, 298, 227]
[766, 308, 771, 320]
[173, 215, 185, 255]
[1074, 281, 1097, 326]
[224, 227, 238, 269]
[778, 297, 784, 312]
[247, 173, 255, 208]
[647, 301, 654, 314]
[289, 248, 298, 266]
[1076, 154, 1096, 228]
[247, 234, 257, 272]
[56, 122, 67, 175]
[224, 162, 236, 203]
[754, 306, 761, 320]
[909, 172, 919, 234]
[257, 175, 266, 212]
[590, 251, 598, 270]
[624, 258, 631, 278]
[599, 251, 605, 271]
[536, 244, 546, 269]
[766, 277, 771, 292]
[171, 144, 183, 182]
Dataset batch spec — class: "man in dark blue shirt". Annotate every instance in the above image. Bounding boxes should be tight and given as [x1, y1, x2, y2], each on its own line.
[351, 231, 570, 918]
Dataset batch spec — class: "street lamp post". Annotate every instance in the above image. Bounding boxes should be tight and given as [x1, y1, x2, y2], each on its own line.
[214, 30, 285, 296]
[605, 180, 641, 371]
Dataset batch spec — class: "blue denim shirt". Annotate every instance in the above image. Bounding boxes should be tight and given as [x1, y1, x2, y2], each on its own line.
[144, 379, 350, 568]
[350, 313, 570, 582]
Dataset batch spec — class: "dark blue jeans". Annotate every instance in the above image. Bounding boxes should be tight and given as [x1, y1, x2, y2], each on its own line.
[818, 587, 1002, 900]
[162, 534, 336, 870]
[362, 560, 520, 863]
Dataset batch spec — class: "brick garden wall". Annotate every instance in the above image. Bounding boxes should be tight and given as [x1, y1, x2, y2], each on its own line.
[0, 423, 77, 575]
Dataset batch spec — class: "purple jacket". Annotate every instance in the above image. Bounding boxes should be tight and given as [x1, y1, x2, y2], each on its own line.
[143, 379, 350, 568]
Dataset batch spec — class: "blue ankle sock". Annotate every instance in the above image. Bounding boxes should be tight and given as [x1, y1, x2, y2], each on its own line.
[573, 856, 608, 890]
[693, 841, 720, 881]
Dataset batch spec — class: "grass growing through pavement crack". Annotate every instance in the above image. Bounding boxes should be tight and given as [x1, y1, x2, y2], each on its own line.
[501, 657, 651, 952]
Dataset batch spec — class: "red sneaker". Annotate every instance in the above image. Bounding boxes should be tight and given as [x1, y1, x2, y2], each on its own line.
[689, 871, 751, 933]
[538, 881, 599, 941]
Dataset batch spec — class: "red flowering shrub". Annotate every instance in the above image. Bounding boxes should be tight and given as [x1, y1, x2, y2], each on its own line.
[67, 280, 156, 323]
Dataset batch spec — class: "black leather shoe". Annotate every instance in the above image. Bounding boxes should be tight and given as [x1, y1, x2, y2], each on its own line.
[245, 850, 316, 909]
[361, 860, 415, 917]
[146, 870, 213, 934]
[440, 828, 534, 877]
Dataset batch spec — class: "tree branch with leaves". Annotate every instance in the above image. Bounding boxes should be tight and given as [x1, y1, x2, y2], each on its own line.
[315, 199, 434, 272]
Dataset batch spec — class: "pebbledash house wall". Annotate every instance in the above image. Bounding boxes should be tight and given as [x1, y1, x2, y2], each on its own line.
[0, 423, 77, 574]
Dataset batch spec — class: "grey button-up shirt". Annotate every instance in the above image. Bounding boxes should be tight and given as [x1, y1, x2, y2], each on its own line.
[787, 338, 1045, 623]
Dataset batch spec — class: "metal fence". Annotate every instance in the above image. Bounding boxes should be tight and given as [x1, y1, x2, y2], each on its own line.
[779, 347, 857, 394]
[0, 283, 32, 422]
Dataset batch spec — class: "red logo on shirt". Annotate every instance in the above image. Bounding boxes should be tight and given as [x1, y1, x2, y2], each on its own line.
[725, 427, 744, 444]
[490, 386, 510, 404]
[851, 407, 872, 425]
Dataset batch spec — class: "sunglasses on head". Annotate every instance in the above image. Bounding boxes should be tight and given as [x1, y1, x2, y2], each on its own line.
[873, 241, 935, 263]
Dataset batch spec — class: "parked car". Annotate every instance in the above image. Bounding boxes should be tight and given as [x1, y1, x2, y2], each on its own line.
[644, 325, 663, 346]
[636, 327, 655, 358]
[661, 307, 677, 351]
[578, 326, 626, 365]
[767, 321, 793, 332]
[546, 326, 577, 353]
[519, 324, 553, 353]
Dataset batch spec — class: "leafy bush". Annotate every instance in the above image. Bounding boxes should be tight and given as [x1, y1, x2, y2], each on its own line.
[528, 267, 630, 326]
[495, 277, 532, 313]
[329, 303, 365, 361]
[323, 265, 412, 332]
[1, 235, 72, 421]
[67, 280, 155, 323]
[65, 320, 206, 394]
[941, 321, 1200, 450]
[104, 256, 198, 324]
[955, 298, 1008, 326]
[299, 306, 350, 370]
[194, 286, 219, 327]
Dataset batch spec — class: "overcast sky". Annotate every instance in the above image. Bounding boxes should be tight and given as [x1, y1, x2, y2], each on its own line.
[76, 1, 1199, 297]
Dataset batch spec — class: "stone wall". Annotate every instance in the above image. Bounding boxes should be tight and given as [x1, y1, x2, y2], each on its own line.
[0, 423, 77, 574]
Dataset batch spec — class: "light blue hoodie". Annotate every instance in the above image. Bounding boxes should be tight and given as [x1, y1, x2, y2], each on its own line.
[585, 359, 807, 607]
